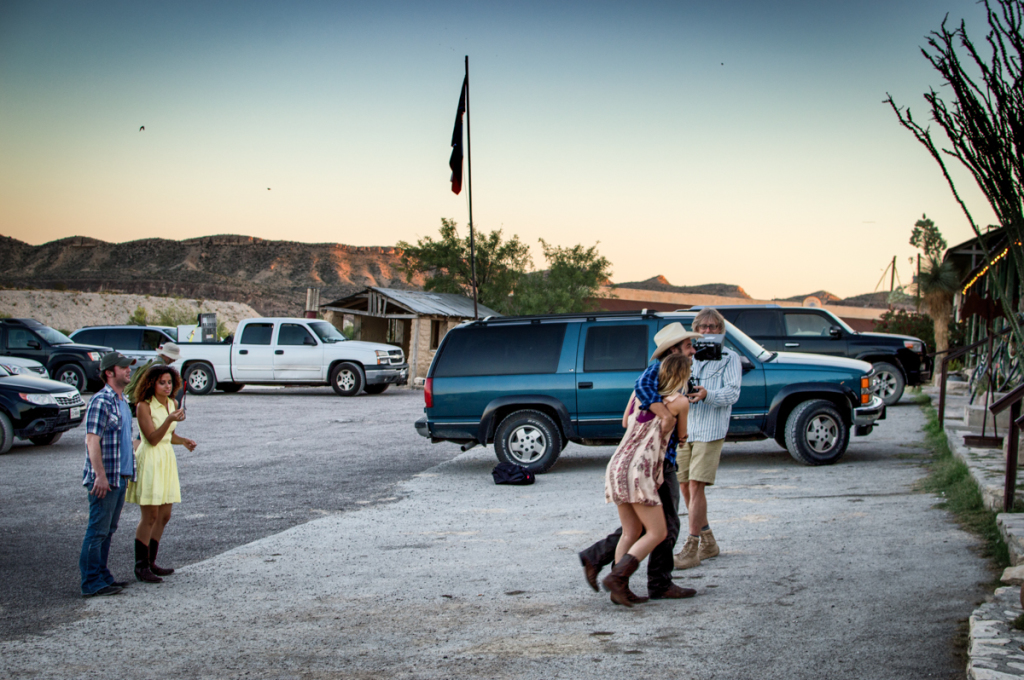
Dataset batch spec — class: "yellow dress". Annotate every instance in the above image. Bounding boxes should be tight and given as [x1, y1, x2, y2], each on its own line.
[126, 397, 181, 505]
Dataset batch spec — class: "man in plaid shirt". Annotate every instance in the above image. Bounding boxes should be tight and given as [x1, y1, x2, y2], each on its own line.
[79, 352, 135, 597]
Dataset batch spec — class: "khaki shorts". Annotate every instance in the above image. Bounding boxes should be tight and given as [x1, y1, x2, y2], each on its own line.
[676, 439, 725, 485]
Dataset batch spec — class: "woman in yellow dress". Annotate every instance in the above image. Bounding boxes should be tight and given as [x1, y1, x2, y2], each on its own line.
[126, 365, 196, 583]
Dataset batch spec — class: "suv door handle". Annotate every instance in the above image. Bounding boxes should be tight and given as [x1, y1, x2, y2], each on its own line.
[578, 382, 593, 389]
[239, 349, 248, 355]
[275, 350, 284, 355]
[785, 342, 799, 347]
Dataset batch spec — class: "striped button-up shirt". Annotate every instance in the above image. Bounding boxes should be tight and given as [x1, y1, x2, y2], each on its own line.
[82, 386, 136, 488]
[688, 350, 742, 442]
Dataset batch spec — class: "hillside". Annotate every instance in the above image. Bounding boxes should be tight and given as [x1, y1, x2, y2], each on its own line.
[0, 234, 425, 316]
[612, 276, 751, 299]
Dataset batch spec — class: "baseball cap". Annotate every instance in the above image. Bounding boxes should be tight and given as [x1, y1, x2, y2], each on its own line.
[100, 352, 133, 371]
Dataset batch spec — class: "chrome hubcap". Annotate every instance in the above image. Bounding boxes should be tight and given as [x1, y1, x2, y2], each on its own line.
[336, 370, 356, 391]
[507, 425, 547, 464]
[188, 370, 209, 391]
[805, 414, 839, 453]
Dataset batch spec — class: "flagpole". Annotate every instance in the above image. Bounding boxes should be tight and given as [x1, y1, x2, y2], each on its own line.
[465, 55, 478, 320]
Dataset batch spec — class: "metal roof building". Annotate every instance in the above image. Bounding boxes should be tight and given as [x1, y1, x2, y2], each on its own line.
[320, 287, 501, 383]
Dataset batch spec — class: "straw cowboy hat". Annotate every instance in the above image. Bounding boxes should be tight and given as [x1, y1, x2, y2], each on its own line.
[651, 323, 703, 361]
[157, 342, 182, 362]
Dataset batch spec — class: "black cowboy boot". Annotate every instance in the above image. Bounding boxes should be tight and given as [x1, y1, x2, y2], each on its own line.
[134, 539, 163, 583]
[149, 539, 174, 576]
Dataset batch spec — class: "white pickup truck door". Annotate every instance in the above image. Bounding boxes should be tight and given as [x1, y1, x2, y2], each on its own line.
[232, 322, 276, 381]
[273, 323, 324, 381]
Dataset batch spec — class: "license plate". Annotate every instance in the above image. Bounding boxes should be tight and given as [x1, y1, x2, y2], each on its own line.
[70, 407, 81, 419]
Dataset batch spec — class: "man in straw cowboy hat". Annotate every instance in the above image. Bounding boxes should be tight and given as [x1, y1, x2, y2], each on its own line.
[579, 322, 702, 600]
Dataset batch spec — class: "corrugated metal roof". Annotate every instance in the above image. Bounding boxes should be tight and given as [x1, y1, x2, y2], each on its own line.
[322, 287, 501, 318]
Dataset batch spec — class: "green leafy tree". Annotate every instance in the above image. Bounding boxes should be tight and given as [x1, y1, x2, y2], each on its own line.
[886, 0, 1024, 351]
[508, 240, 613, 315]
[909, 214, 947, 257]
[397, 218, 532, 314]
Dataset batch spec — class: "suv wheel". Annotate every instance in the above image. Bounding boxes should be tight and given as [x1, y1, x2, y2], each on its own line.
[872, 362, 905, 406]
[494, 410, 563, 473]
[0, 413, 13, 454]
[784, 399, 849, 465]
[29, 432, 62, 446]
[218, 383, 244, 393]
[184, 363, 215, 395]
[330, 363, 363, 396]
[55, 364, 86, 392]
[364, 384, 389, 395]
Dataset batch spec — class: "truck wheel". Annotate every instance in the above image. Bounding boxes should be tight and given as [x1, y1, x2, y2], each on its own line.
[364, 384, 389, 395]
[29, 432, 62, 446]
[54, 364, 86, 392]
[494, 410, 562, 474]
[330, 363, 363, 396]
[184, 363, 215, 395]
[872, 362, 905, 406]
[0, 413, 13, 454]
[784, 399, 849, 466]
[218, 383, 244, 393]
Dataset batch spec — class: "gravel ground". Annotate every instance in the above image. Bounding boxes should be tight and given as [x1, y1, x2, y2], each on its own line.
[0, 395, 993, 679]
[0, 386, 458, 639]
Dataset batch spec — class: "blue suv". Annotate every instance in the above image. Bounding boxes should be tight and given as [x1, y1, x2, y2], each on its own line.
[415, 310, 885, 472]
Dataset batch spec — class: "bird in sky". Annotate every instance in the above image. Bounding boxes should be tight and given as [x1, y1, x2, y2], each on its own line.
[139, 126, 145, 131]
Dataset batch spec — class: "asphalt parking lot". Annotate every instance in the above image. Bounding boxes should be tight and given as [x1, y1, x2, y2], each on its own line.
[0, 386, 458, 639]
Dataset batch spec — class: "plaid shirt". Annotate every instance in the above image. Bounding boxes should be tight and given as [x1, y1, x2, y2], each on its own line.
[634, 360, 679, 465]
[82, 385, 136, 488]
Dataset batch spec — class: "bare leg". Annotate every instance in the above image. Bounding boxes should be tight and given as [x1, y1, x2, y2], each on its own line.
[135, 505, 160, 544]
[626, 504, 668, 563]
[151, 504, 172, 542]
[680, 482, 691, 513]
[688, 481, 708, 536]
[614, 504, 642, 564]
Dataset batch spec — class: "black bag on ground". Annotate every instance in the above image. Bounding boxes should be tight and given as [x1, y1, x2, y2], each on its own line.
[491, 462, 535, 485]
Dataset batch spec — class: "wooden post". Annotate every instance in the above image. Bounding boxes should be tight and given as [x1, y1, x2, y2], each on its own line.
[1005, 401, 1020, 513]
[938, 355, 949, 428]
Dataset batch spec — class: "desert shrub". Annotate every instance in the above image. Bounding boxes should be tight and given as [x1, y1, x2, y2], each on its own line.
[128, 306, 149, 325]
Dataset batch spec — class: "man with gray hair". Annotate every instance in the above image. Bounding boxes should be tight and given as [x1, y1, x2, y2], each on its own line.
[674, 307, 741, 570]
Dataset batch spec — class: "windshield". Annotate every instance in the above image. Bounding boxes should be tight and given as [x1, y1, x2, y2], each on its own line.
[309, 321, 347, 344]
[683, 318, 773, 363]
[35, 326, 74, 345]
[820, 309, 856, 334]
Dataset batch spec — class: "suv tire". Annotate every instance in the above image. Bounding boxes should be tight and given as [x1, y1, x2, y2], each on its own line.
[54, 364, 86, 392]
[494, 409, 563, 473]
[364, 384, 389, 395]
[184, 363, 216, 395]
[29, 432, 62, 446]
[330, 363, 363, 396]
[784, 399, 849, 465]
[0, 412, 13, 454]
[872, 362, 905, 406]
[218, 383, 244, 393]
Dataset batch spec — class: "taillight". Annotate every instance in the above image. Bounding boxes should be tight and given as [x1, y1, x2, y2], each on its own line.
[424, 378, 433, 408]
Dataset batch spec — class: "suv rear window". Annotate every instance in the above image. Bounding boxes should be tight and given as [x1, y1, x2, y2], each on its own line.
[105, 328, 141, 351]
[584, 325, 647, 372]
[433, 324, 566, 377]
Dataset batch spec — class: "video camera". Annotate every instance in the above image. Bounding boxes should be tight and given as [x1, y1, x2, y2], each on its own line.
[692, 333, 724, 362]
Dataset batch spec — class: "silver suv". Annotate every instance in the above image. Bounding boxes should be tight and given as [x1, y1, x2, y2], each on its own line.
[70, 326, 177, 365]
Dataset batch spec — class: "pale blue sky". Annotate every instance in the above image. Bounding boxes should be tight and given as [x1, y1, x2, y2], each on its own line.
[0, 0, 996, 299]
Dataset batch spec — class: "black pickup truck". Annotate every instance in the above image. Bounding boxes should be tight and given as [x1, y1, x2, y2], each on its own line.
[698, 305, 932, 405]
[0, 318, 112, 392]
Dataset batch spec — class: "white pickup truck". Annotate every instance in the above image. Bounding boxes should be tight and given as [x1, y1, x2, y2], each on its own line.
[174, 317, 408, 396]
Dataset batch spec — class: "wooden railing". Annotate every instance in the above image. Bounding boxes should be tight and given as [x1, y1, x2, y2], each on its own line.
[990, 384, 1024, 512]
[936, 326, 1013, 427]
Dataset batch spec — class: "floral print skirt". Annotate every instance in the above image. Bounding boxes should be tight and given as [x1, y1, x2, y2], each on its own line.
[604, 409, 665, 506]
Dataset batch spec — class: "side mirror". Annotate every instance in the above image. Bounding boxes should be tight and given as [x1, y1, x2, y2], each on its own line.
[829, 326, 842, 339]
[739, 355, 754, 373]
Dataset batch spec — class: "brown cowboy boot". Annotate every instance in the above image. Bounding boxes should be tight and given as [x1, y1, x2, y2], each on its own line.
[601, 555, 640, 607]
[149, 539, 174, 577]
[579, 553, 601, 593]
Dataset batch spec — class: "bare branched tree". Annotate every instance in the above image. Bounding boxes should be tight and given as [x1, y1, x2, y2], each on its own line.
[885, 0, 1024, 345]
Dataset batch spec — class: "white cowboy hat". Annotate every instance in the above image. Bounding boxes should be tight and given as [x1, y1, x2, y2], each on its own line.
[157, 342, 182, 362]
[651, 323, 703, 361]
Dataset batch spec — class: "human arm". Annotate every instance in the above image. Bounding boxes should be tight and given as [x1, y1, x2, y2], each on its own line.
[85, 433, 110, 498]
[673, 398, 690, 444]
[634, 363, 662, 409]
[171, 432, 197, 452]
[622, 392, 636, 429]
[137, 401, 184, 446]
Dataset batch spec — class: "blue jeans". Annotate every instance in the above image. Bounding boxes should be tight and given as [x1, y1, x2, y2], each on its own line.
[79, 481, 127, 595]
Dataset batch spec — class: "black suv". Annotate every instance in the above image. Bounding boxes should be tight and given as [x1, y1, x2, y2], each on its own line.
[0, 319, 112, 392]
[0, 363, 86, 453]
[700, 305, 932, 405]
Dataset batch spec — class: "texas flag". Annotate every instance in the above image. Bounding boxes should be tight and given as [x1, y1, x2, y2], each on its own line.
[449, 76, 467, 195]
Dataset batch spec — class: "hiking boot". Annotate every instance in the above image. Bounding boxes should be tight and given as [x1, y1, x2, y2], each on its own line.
[673, 535, 701, 570]
[698, 528, 720, 561]
[649, 583, 697, 599]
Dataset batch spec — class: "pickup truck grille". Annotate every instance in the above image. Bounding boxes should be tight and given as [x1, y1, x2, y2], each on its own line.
[388, 350, 404, 365]
[55, 393, 84, 407]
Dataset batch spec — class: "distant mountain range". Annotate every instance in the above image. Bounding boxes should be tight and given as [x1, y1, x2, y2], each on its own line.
[0, 236, 898, 316]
